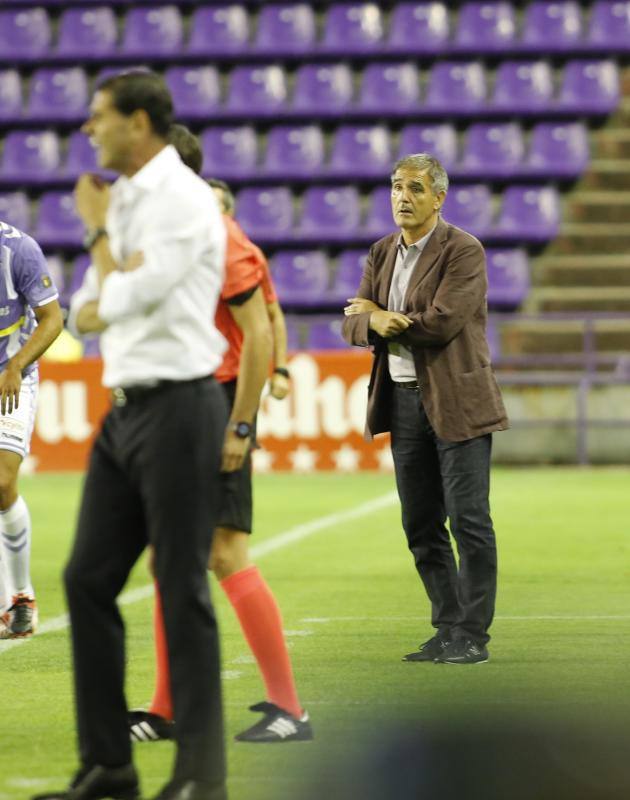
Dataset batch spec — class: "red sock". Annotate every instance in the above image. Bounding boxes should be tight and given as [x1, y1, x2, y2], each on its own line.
[221, 565, 302, 719]
[148, 581, 174, 722]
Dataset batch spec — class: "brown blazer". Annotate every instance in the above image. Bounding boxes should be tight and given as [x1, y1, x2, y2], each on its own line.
[342, 218, 509, 442]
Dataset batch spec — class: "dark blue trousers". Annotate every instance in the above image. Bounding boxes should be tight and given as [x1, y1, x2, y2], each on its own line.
[390, 383, 497, 645]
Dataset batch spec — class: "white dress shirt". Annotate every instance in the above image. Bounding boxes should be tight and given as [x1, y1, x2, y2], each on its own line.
[66, 263, 99, 340]
[387, 224, 436, 382]
[97, 145, 226, 388]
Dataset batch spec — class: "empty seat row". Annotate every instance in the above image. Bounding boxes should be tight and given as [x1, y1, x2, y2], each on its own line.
[49, 246, 529, 317]
[0, 185, 560, 250]
[0, 122, 590, 187]
[1, 2, 629, 62]
[0, 60, 620, 124]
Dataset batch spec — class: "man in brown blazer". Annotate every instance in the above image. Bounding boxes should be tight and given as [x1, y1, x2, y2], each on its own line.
[343, 153, 508, 664]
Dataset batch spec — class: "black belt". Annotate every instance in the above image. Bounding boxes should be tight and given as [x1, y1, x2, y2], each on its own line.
[393, 380, 420, 390]
[111, 376, 211, 406]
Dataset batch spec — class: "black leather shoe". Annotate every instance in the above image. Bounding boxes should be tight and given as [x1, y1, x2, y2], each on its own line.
[436, 638, 489, 664]
[152, 778, 227, 800]
[32, 764, 139, 800]
[402, 635, 450, 662]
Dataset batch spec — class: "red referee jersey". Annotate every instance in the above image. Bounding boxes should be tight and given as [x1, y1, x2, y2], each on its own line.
[214, 215, 278, 384]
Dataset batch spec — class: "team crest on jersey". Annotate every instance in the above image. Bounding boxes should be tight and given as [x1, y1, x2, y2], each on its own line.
[41, 275, 52, 288]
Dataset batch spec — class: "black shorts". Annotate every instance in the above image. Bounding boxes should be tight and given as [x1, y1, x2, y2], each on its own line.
[216, 380, 254, 534]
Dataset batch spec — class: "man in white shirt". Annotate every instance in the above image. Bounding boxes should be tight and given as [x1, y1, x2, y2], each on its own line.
[34, 72, 229, 800]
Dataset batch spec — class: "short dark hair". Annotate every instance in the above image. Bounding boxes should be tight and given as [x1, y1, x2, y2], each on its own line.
[207, 178, 236, 215]
[391, 153, 449, 195]
[167, 123, 203, 175]
[95, 70, 173, 138]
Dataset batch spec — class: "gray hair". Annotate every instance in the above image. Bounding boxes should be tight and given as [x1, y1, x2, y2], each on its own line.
[391, 153, 449, 195]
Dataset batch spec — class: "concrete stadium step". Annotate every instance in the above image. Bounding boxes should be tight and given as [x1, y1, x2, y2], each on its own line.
[498, 319, 630, 355]
[591, 129, 630, 159]
[534, 255, 630, 287]
[545, 222, 630, 254]
[579, 159, 630, 191]
[567, 191, 630, 223]
[528, 287, 630, 312]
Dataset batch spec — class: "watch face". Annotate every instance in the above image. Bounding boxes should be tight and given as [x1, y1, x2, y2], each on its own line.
[234, 422, 251, 438]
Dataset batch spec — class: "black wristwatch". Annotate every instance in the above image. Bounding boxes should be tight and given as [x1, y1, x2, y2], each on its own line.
[231, 421, 253, 439]
[83, 227, 108, 250]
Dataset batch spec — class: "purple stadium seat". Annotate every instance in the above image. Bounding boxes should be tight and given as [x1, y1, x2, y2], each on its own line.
[292, 64, 354, 112]
[121, 6, 183, 57]
[0, 70, 22, 122]
[35, 192, 84, 249]
[200, 126, 258, 180]
[165, 67, 221, 119]
[299, 186, 361, 240]
[68, 254, 91, 298]
[64, 131, 116, 182]
[521, 1, 583, 51]
[453, 2, 517, 51]
[45, 255, 66, 302]
[329, 125, 392, 178]
[358, 63, 420, 112]
[329, 249, 368, 303]
[485, 316, 501, 360]
[0, 193, 30, 232]
[558, 59, 620, 114]
[588, 1, 630, 50]
[236, 187, 294, 241]
[255, 4, 316, 53]
[25, 68, 88, 122]
[527, 121, 589, 178]
[491, 61, 554, 114]
[460, 123, 525, 178]
[322, 3, 384, 53]
[270, 250, 330, 306]
[486, 248, 530, 308]
[0, 131, 61, 183]
[364, 186, 395, 238]
[56, 7, 118, 58]
[0, 9, 51, 61]
[284, 317, 301, 351]
[441, 185, 493, 237]
[226, 66, 288, 114]
[307, 318, 348, 350]
[388, 2, 449, 53]
[398, 124, 458, 171]
[263, 125, 325, 178]
[496, 186, 560, 242]
[187, 5, 250, 55]
[425, 62, 488, 112]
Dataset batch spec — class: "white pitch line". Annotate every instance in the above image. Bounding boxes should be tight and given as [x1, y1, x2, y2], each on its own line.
[0, 491, 398, 654]
[301, 614, 630, 623]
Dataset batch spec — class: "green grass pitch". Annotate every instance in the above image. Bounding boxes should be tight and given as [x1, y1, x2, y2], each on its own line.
[1, 468, 629, 799]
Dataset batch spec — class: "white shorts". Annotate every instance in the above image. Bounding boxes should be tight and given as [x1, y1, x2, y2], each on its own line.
[0, 370, 38, 459]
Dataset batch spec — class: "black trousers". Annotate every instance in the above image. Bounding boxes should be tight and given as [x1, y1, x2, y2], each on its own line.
[64, 377, 228, 786]
[390, 384, 497, 645]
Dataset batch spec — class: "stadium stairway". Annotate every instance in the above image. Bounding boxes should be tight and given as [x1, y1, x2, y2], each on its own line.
[499, 64, 630, 361]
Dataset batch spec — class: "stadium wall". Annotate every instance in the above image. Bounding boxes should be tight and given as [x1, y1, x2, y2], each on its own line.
[28, 355, 630, 472]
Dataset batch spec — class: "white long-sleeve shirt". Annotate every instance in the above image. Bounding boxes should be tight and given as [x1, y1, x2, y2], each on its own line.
[96, 144, 227, 388]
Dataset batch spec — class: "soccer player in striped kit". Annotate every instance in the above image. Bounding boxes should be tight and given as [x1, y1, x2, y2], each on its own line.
[0, 221, 63, 638]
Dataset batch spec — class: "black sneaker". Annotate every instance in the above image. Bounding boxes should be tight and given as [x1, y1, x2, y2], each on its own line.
[128, 709, 175, 742]
[436, 638, 489, 665]
[235, 701, 313, 743]
[402, 635, 450, 662]
[9, 593, 38, 637]
[32, 764, 139, 800]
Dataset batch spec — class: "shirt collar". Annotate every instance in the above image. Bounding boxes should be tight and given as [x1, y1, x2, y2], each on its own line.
[112, 144, 181, 200]
[397, 223, 437, 255]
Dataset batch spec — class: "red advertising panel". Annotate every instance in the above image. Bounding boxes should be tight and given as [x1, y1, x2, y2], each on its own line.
[30, 353, 392, 472]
